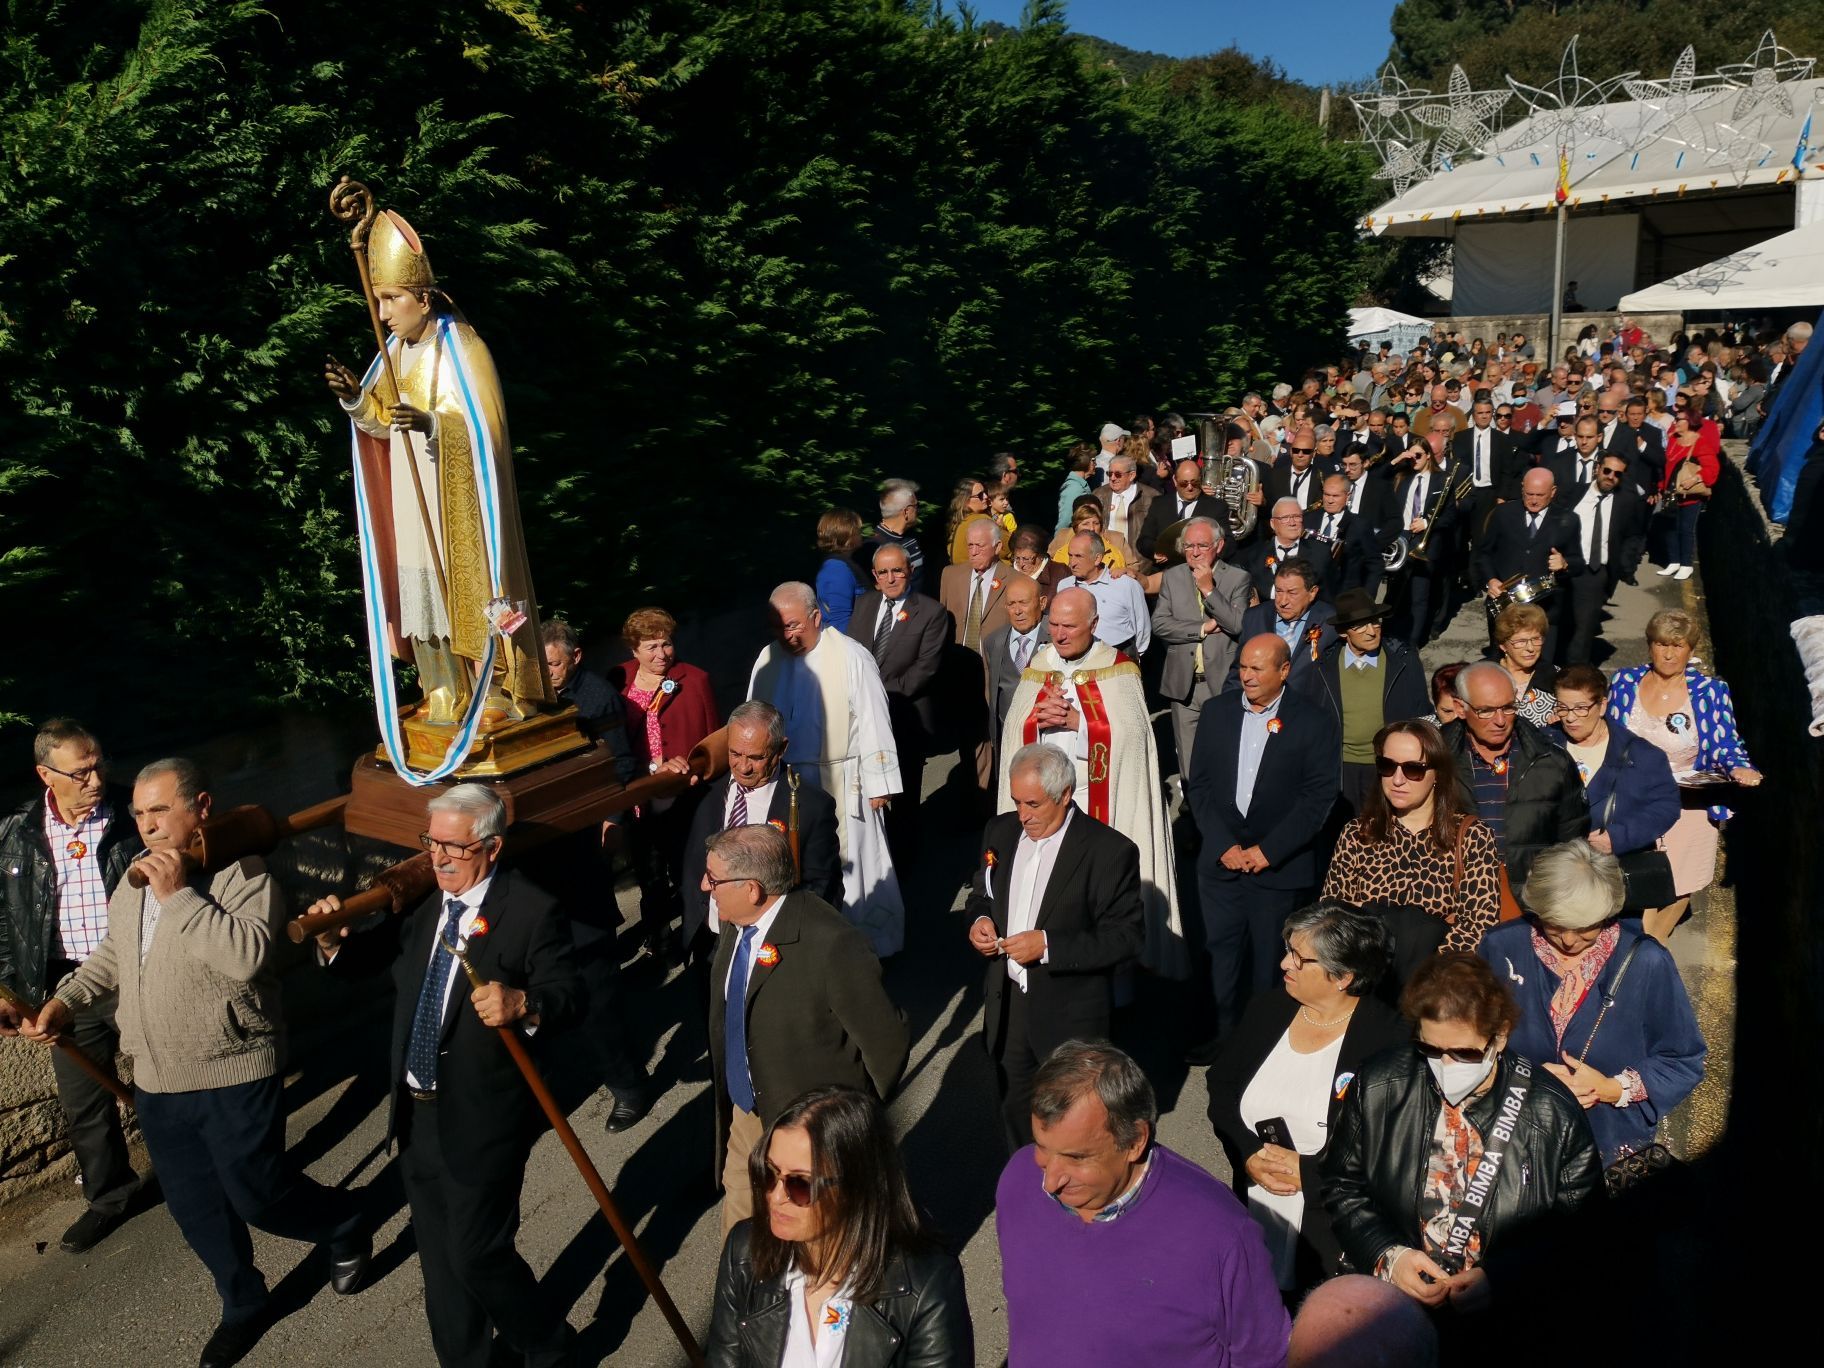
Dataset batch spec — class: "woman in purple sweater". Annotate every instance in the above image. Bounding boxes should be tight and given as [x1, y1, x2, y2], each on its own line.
[996, 1041, 1289, 1368]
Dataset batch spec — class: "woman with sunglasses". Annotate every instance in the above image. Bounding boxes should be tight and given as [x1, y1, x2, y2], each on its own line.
[1324, 953, 1601, 1324]
[944, 476, 992, 566]
[709, 1086, 972, 1367]
[1478, 842, 1704, 1167]
[1323, 721, 1503, 953]
[1656, 399, 1720, 581]
[1206, 901, 1407, 1296]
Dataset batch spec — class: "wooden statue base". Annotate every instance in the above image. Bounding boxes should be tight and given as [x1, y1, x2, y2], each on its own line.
[387, 705, 594, 779]
[345, 737, 626, 852]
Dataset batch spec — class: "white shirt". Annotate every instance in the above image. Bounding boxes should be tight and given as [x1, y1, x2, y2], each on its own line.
[1573, 484, 1613, 566]
[1241, 1025, 1350, 1289]
[873, 595, 906, 638]
[724, 775, 780, 828]
[723, 895, 788, 1000]
[1287, 468, 1314, 506]
[406, 873, 496, 1090]
[781, 1264, 854, 1368]
[1106, 486, 1136, 539]
[1404, 472, 1432, 525]
[1346, 478, 1366, 514]
[1470, 425, 1493, 487]
[1316, 511, 1342, 541]
[1002, 808, 1071, 991]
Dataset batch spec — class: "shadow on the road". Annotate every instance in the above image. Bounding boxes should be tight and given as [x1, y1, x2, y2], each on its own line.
[898, 1043, 1003, 1257]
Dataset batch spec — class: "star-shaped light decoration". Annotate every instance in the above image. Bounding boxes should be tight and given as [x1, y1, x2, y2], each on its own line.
[1503, 36, 1636, 153]
[1702, 112, 1777, 184]
[1661, 251, 1771, 296]
[1411, 65, 1511, 171]
[1350, 62, 1436, 196]
[1717, 30, 1814, 121]
[1623, 46, 1734, 156]
[1370, 139, 1429, 197]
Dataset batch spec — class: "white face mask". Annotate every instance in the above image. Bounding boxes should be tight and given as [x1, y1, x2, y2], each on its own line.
[1428, 1047, 1496, 1106]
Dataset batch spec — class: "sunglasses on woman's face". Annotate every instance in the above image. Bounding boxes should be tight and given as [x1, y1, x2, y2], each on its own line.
[1415, 1039, 1491, 1065]
[765, 1162, 818, 1207]
[1375, 756, 1431, 780]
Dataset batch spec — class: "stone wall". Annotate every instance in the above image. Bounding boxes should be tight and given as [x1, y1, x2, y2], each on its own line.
[1441, 311, 1685, 360]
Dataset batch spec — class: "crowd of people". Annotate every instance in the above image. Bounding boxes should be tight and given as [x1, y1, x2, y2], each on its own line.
[0, 315, 1783, 1367]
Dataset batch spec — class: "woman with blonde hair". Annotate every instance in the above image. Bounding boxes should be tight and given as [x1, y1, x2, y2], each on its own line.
[1047, 498, 1135, 573]
[944, 476, 992, 564]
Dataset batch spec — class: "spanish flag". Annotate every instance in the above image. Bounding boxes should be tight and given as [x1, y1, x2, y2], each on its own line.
[1555, 149, 1571, 204]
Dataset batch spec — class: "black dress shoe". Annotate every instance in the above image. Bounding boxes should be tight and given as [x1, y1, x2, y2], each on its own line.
[60, 1206, 124, 1254]
[199, 1314, 267, 1368]
[604, 1091, 653, 1134]
[328, 1234, 372, 1295]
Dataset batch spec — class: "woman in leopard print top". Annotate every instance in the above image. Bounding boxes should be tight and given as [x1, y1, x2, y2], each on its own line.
[1323, 720, 1504, 952]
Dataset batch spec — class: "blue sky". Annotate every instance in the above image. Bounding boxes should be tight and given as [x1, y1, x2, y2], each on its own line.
[955, 0, 1402, 88]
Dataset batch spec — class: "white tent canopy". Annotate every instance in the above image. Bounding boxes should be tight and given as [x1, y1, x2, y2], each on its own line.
[1620, 217, 1824, 310]
[1367, 76, 1824, 237]
[1346, 306, 1432, 339]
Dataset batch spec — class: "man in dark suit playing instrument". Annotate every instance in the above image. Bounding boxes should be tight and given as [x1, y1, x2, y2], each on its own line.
[966, 743, 1143, 1149]
[1339, 449, 1399, 597]
[706, 824, 907, 1235]
[982, 575, 1050, 759]
[311, 784, 580, 1368]
[1136, 459, 1229, 563]
[680, 701, 840, 958]
[846, 542, 950, 862]
[1304, 476, 1376, 593]
[1264, 430, 1326, 512]
[1243, 499, 1338, 601]
[1475, 466, 1584, 663]
[1187, 636, 1340, 1037]
[1451, 397, 1523, 556]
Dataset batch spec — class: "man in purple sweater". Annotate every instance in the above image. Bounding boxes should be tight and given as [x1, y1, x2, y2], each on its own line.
[996, 1040, 1289, 1368]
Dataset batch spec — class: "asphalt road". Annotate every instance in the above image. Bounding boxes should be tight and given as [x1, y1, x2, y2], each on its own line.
[0, 559, 1732, 1367]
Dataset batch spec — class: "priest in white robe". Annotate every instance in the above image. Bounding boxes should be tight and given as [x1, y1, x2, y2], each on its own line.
[997, 587, 1186, 977]
[748, 581, 906, 956]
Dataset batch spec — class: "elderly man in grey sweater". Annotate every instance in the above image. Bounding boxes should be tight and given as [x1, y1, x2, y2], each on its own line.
[25, 758, 370, 1368]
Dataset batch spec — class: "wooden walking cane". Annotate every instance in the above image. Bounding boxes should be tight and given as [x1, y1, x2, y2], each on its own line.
[786, 767, 802, 883]
[0, 981, 134, 1108]
[441, 926, 704, 1367]
[329, 175, 451, 613]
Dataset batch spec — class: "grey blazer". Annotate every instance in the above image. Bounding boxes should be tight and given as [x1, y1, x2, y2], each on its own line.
[1150, 560, 1252, 702]
[983, 623, 1042, 737]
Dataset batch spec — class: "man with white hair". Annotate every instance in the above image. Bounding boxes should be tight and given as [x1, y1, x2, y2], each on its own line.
[998, 588, 1183, 978]
[1095, 451, 1155, 546]
[1761, 319, 1812, 418]
[862, 477, 926, 594]
[307, 780, 580, 1368]
[749, 581, 906, 955]
[967, 743, 1143, 1147]
[1095, 421, 1127, 477]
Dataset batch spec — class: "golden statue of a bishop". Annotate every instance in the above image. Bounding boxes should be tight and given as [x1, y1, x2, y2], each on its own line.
[325, 181, 553, 784]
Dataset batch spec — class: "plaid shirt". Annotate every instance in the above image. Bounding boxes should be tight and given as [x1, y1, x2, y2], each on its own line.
[45, 792, 112, 964]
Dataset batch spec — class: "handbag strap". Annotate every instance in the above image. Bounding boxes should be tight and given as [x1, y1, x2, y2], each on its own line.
[1575, 939, 1645, 1068]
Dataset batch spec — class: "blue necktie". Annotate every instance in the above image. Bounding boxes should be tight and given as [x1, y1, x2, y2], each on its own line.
[406, 898, 465, 1091]
[724, 925, 758, 1112]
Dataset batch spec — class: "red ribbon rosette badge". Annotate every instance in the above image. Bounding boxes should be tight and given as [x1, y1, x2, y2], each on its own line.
[66, 839, 88, 859]
[768, 818, 787, 834]
[469, 914, 491, 939]
[648, 676, 679, 716]
[755, 942, 781, 968]
[990, 579, 1002, 592]
[1307, 626, 1322, 662]
[1267, 718, 1284, 736]
[895, 609, 909, 624]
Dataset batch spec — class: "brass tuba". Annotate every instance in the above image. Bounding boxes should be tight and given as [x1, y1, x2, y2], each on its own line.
[1194, 415, 1259, 541]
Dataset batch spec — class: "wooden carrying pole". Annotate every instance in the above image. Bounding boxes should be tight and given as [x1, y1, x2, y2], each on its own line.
[0, 982, 133, 1107]
[445, 935, 704, 1367]
[328, 175, 450, 613]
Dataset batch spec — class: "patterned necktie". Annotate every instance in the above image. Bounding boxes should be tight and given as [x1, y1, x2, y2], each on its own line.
[406, 898, 466, 1091]
[724, 924, 759, 1112]
[727, 784, 749, 830]
[872, 599, 897, 659]
[964, 574, 986, 652]
[1016, 633, 1033, 671]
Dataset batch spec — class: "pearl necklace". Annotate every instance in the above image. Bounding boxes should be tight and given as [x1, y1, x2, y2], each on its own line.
[1299, 1003, 1357, 1028]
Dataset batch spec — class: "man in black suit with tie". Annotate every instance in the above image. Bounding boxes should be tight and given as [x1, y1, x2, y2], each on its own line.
[966, 743, 1143, 1148]
[1475, 466, 1585, 662]
[1187, 635, 1340, 1037]
[1304, 476, 1375, 592]
[1339, 450, 1398, 597]
[1226, 558, 1337, 696]
[680, 701, 840, 957]
[846, 541, 949, 862]
[706, 825, 907, 1234]
[1532, 400, 1580, 466]
[312, 784, 580, 1368]
[1561, 452, 1649, 666]
[1452, 397, 1522, 557]
[1244, 499, 1338, 601]
[1546, 416, 1605, 499]
[1265, 429, 1325, 512]
[1605, 396, 1665, 500]
[982, 575, 1049, 751]
[1135, 459, 1229, 563]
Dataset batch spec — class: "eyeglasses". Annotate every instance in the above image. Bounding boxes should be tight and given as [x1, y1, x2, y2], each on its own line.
[1553, 699, 1600, 717]
[1374, 757, 1432, 781]
[1290, 447, 1315, 455]
[703, 873, 758, 891]
[41, 758, 105, 784]
[1468, 703, 1519, 720]
[1283, 940, 1321, 970]
[1599, 465, 1626, 477]
[1415, 1038, 1492, 1066]
[418, 833, 497, 858]
[765, 1161, 820, 1207]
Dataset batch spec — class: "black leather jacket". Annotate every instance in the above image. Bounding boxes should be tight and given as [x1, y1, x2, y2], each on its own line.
[708, 1222, 973, 1368]
[1323, 1045, 1602, 1294]
[1440, 717, 1589, 888]
[0, 787, 138, 997]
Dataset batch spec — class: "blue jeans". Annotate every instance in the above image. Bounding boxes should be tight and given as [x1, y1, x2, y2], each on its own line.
[135, 1075, 364, 1322]
[1676, 501, 1703, 564]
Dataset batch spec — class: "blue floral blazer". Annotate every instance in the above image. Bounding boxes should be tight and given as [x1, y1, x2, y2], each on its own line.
[1606, 664, 1753, 821]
